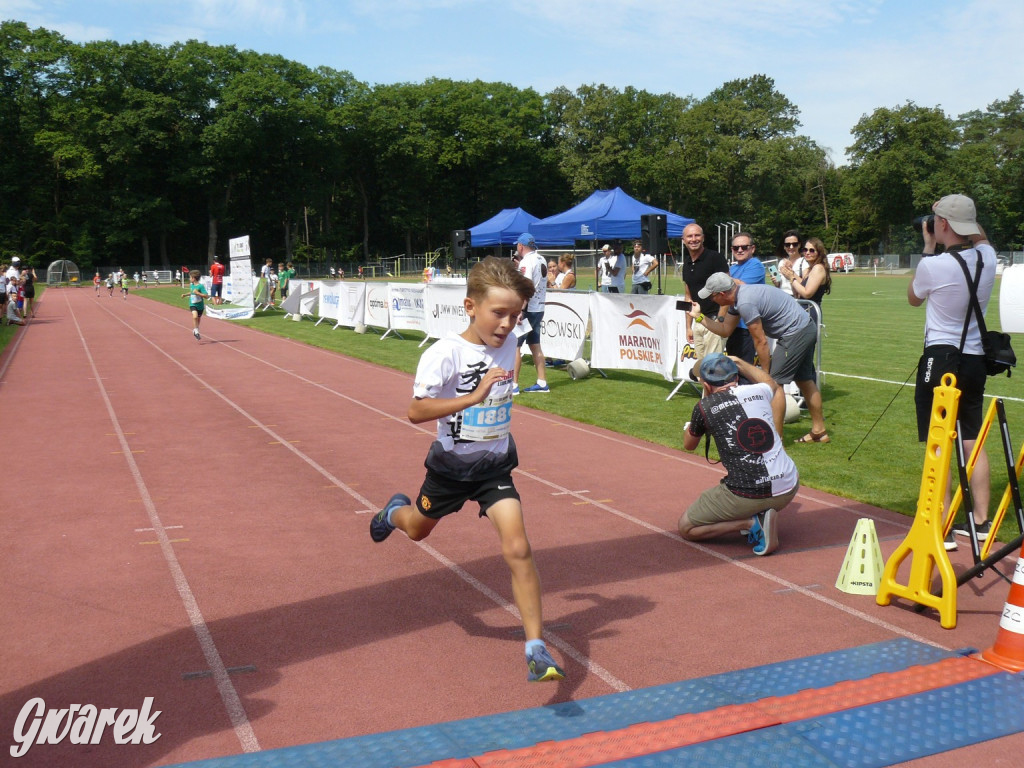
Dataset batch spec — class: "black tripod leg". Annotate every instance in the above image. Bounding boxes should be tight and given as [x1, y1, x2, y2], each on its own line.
[954, 421, 982, 565]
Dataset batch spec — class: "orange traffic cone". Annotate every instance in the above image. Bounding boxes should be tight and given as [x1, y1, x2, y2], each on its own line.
[981, 546, 1024, 672]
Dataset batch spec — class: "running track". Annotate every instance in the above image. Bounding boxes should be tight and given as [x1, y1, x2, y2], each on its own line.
[1, 288, 1021, 767]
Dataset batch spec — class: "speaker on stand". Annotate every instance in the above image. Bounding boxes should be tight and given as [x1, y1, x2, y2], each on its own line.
[640, 213, 668, 294]
[451, 230, 471, 274]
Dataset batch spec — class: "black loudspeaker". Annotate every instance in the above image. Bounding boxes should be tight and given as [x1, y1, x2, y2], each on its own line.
[452, 230, 471, 263]
[641, 214, 668, 254]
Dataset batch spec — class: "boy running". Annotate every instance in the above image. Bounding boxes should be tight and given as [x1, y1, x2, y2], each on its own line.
[370, 256, 565, 682]
[182, 270, 208, 340]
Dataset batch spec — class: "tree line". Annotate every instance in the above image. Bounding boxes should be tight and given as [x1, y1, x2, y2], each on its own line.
[1, 19, 1021, 273]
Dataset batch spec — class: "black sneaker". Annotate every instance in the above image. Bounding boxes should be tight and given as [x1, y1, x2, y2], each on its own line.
[370, 493, 410, 543]
[943, 529, 958, 551]
[953, 520, 991, 540]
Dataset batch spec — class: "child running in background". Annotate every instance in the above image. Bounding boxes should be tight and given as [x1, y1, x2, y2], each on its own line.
[370, 256, 566, 683]
[182, 269, 208, 340]
[120, 271, 130, 300]
[94, 271, 101, 295]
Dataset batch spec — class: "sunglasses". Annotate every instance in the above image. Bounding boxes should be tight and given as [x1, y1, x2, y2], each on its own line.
[783, 241, 800, 248]
[800, 247, 817, 254]
[731, 244, 752, 252]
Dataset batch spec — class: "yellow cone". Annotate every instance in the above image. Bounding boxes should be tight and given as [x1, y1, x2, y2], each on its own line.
[836, 518, 884, 595]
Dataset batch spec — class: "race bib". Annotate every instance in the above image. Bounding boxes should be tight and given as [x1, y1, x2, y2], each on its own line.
[459, 392, 513, 441]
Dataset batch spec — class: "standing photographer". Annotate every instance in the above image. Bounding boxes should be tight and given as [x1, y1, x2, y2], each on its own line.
[909, 194, 996, 549]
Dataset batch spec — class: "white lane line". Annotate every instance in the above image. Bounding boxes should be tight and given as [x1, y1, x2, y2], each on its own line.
[65, 293, 261, 752]
[110, 299, 948, 663]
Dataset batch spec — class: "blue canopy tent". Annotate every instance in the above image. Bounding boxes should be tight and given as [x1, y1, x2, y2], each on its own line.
[529, 187, 693, 245]
[467, 207, 541, 247]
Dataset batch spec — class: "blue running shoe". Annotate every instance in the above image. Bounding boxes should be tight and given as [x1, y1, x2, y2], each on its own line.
[521, 383, 550, 393]
[749, 509, 778, 556]
[526, 645, 565, 682]
[371, 493, 410, 543]
[512, 384, 521, 396]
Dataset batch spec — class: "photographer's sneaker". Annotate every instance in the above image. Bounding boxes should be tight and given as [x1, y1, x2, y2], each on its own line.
[953, 520, 991, 540]
[526, 645, 565, 682]
[370, 493, 410, 543]
[747, 509, 779, 556]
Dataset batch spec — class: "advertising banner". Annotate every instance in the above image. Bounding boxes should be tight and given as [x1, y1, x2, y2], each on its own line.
[589, 293, 677, 380]
[387, 283, 426, 333]
[333, 282, 367, 329]
[424, 282, 470, 340]
[317, 280, 342, 322]
[363, 282, 391, 329]
[539, 291, 590, 361]
[206, 235, 255, 319]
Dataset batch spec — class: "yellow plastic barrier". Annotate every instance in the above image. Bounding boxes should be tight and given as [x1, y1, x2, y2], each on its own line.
[876, 373, 960, 628]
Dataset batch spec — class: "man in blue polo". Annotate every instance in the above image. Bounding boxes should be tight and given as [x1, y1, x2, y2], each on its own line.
[723, 231, 766, 364]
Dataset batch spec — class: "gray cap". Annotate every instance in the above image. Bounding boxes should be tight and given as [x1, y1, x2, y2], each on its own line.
[698, 272, 734, 299]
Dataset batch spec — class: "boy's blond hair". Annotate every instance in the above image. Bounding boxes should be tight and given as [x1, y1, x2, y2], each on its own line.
[466, 256, 534, 303]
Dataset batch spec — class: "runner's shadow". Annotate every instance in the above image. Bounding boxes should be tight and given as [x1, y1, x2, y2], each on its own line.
[453, 591, 656, 709]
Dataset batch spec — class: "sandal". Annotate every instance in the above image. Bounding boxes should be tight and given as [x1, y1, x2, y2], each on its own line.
[795, 430, 830, 444]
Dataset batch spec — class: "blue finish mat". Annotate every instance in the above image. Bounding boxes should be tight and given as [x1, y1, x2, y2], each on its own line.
[171, 639, 1021, 768]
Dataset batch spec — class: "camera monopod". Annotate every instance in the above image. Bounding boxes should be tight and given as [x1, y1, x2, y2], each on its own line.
[847, 362, 919, 461]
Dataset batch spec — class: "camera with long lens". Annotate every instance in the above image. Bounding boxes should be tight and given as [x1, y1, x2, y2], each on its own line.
[912, 214, 935, 234]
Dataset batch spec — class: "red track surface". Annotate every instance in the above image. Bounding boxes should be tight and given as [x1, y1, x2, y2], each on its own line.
[2, 288, 1021, 767]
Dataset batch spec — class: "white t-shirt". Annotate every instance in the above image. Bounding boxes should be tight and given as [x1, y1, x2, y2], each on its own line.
[632, 252, 656, 284]
[413, 333, 517, 466]
[517, 249, 547, 312]
[912, 244, 996, 355]
[599, 254, 626, 289]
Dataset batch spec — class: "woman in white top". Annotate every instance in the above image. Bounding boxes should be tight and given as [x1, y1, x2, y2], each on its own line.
[555, 253, 576, 289]
[775, 229, 808, 295]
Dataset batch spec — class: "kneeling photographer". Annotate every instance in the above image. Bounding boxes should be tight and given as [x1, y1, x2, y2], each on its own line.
[908, 194, 996, 550]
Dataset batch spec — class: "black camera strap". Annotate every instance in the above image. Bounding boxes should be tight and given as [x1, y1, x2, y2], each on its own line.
[949, 247, 989, 354]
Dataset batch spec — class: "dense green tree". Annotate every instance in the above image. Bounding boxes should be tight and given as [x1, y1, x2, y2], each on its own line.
[844, 102, 957, 254]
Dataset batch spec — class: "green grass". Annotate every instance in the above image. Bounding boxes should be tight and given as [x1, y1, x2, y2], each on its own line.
[139, 275, 1024, 541]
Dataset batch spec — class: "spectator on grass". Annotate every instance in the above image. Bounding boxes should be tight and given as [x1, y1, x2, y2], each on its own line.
[555, 253, 576, 289]
[694, 271, 828, 443]
[546, 258, 560, 289]
[679, 354, 799, 556]
[597, 244, 615, 292]
[790, 237, 831, 314]
[775, 230, 807, 295]
[909, 194, 996, 550]
[681, 223, 729, 359]
[512, 232, 549, 394]
[630, 240, 658, 294]
[722, 232, 766, 365]
[210, 256, 226, 304]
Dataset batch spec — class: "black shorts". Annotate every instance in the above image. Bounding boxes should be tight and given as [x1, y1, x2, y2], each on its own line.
[211, 283, 223, 297]
[415, 467, 520, 520]
[915, 345, 986, 441]
[190, 304, 205, 317]
[416, 439, 520, 519]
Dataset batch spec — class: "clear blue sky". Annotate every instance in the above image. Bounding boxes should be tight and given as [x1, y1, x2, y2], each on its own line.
[4, 0, 1022, 164]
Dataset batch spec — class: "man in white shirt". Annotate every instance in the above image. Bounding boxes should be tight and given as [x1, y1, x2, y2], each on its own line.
[513, 233, 549, 393]
[630, 240, 658, 294]
[909, 193, 996, 549]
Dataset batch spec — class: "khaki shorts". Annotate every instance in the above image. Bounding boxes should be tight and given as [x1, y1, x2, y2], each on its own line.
[686, 480, 799, 526]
